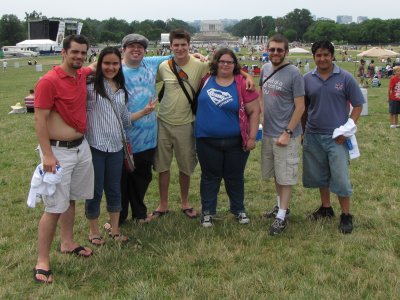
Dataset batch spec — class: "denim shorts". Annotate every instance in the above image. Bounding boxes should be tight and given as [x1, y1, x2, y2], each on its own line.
[302, 133, 352, 197]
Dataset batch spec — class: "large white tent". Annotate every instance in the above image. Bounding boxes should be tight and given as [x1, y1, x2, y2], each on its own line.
[357, 47, 399, 58]
[16, 39, 57, 52]
[289, 47, 310, 54]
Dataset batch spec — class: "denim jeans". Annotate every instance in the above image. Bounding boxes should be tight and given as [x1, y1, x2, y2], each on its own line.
[196, 137, 250, 215]
[85, 147, 124, 219]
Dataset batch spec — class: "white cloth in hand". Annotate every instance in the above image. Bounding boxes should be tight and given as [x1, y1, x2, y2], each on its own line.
[27, 164, 63, 208]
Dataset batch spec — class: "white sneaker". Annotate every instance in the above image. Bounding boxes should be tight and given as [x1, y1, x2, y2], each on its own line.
[390, 124, 397, 128]
[201, 214, 213, 228]
[236, 212, 250, 224]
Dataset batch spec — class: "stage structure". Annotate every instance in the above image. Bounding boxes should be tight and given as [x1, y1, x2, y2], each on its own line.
[28, 19, 83, 53]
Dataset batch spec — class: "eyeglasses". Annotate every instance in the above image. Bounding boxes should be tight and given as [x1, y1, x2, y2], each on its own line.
[268, 48, 285, 53]
[218, 60, 235, 65]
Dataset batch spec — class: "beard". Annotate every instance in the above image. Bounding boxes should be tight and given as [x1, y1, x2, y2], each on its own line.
[271, 55, 286, 66]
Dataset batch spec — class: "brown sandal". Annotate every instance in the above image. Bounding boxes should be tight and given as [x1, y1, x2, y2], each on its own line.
[89, 235, 106, 246]
[111, 233, 129, 242]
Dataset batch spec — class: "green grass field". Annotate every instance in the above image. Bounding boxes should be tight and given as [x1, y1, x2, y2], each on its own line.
[0, 52, 399, 299]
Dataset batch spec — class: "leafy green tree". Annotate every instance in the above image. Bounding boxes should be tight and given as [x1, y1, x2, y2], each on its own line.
[283, 8, 314, 40]
[284, 29, 297, 42]
[81, 18, 101, 45]
[0, 14, 25, 46]
[359, 19, 389, 44]
[260, 16, 275, 36]
[303, 20, 341, 42]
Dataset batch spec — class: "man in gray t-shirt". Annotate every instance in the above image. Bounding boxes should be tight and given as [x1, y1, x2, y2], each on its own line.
[259, 34, 305, 236]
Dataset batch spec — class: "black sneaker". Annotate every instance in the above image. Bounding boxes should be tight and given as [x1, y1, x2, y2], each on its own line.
[339, 213, 353, 234]
[309, 206, 335, 220]
[269, 218, 287, 236]
[263, 205, 290, 219]
[201, 214, 213, 228]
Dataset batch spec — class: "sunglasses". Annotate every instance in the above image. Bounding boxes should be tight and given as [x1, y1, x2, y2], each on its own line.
[268, 48, 285, 53]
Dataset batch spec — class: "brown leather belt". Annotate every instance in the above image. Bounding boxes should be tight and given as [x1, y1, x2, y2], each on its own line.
[50, 136, 84, 148]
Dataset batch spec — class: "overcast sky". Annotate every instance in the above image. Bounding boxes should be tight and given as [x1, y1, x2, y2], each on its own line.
[3, 0, 397, 22]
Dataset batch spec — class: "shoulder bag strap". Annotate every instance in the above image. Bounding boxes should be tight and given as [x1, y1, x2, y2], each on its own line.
[170, 59, 196, 105]
[262, 63, 291, 86]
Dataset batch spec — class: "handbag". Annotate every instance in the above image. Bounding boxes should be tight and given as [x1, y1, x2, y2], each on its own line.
[122, 138, 135, 173]
[105, 94, 135, 172]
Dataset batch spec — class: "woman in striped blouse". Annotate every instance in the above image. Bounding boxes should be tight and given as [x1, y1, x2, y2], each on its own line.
[85, 47, 155, 245]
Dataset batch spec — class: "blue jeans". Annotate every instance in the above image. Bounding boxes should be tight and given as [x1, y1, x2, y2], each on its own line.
[196, 137, 250, 215]
[85, 147, 124, 219]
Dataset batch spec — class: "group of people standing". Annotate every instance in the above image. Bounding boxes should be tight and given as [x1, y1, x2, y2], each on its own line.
[31, 31, 364, 284]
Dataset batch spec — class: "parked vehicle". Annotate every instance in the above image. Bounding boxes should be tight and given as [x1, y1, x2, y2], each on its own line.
[1, 46, 39, 57]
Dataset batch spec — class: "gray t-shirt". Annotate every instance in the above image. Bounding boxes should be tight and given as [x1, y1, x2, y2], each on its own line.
[259, 63, 305, 137]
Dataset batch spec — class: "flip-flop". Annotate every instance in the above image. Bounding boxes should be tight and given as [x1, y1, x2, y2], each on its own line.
[61, 245, 93, 257]
[148, 210, 169, 220]
[89, 235, 105, 246]
[111, 233, 129, 243]
[33, 268, 53, 284]
[182, 207, 198, 219]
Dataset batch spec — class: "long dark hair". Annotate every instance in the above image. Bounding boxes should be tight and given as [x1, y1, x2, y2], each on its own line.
[94, 46, 128, 102]
[209, 48, 241, 76]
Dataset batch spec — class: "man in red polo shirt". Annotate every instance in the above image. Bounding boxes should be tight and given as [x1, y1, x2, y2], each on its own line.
[33, 35, 95, 284]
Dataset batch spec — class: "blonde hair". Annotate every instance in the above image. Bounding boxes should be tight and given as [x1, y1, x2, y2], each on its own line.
[393, 66, 400, 71]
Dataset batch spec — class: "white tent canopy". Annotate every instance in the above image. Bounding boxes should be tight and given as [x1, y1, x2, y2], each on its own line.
[289, 47, 310, 54]
[357, 47, 399, 58]
[16, 39, 57, 52]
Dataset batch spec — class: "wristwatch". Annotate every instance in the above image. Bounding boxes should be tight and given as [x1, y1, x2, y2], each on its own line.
[285, 128, 293, 135]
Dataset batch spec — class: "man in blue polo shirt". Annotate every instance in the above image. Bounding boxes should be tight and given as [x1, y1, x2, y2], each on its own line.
[303, 40, 364, 234]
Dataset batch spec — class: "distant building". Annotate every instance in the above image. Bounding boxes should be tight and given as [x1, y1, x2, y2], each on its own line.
[317, 17, 334, 22]
[357, 16, 368, 23]
[336, 15, 353, 24]
[200, 20, 224, 36]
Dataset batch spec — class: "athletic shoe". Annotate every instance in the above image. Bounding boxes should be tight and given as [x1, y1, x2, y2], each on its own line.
[236, 212, 250, 224]
[339, 213, 353, 234]
[309, 206, 335, 220]
[201, 214, 213, 228]
[269, 218, 287, 235]
[263, 205, 290, 219]
[390, 124, 397, 128]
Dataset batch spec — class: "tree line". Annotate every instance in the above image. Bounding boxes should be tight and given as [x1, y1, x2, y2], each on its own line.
[1, 9, 399, 47]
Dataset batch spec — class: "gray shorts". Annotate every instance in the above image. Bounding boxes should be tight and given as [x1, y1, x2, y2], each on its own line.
[38, 139, 94, 213]
[261, 135, 301, 185]
[153, 119, 198, 175]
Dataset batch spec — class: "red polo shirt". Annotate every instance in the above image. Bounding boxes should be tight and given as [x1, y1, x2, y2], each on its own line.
[35, 66, 92, 133]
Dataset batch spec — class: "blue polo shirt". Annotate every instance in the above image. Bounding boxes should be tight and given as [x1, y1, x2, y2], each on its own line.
[304, 64, 365, 135]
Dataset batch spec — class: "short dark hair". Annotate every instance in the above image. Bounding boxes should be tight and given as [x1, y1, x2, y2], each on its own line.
[267, 34, 289, 50]
[209, 48, 241, 75]
[63, 34, 90, 51]
[94, 46, 128, 103]
[169, 28, 191, 44]
[311, 40, 335, 56]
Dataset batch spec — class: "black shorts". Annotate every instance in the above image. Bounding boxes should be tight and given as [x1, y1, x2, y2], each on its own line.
[389, 100, 400, 114]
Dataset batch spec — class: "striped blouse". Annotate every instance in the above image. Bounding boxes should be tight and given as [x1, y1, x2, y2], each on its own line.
[85, 80, 131, 153]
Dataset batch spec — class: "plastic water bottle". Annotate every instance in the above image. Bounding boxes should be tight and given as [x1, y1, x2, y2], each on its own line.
[345, 139, 353, 150]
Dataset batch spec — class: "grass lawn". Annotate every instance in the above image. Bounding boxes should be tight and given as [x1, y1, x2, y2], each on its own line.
[0, 52, 399, 299]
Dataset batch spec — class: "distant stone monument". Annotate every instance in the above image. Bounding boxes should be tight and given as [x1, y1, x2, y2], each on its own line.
[194, 20, 236, 42]
[200, 20, 224, 36]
